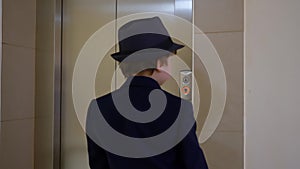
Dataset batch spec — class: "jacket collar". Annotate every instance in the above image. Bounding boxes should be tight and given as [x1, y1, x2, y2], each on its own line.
[120, 76, 161, 89]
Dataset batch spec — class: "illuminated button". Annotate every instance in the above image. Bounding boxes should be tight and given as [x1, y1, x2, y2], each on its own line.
[181, 86, 191, 95]
[183, 76, 190, 84]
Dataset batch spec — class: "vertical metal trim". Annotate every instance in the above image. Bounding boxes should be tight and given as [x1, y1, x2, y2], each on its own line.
[53, 0, 62, 168]
[174, 0, 193, 21]
[192, 0, 195, 105]
[114, 0, 118, 90]
[0, 0, 2, 124]
[174, 0, 193, 103]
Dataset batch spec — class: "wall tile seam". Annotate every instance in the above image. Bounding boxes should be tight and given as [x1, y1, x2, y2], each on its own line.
[194, 30, 244, 35]
[214, 130, 244, 133]
[0, 116, 35, 122]
[2, 42, 36, 50]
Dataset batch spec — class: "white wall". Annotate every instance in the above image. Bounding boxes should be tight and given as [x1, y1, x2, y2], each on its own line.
[245, 0, 300, 169]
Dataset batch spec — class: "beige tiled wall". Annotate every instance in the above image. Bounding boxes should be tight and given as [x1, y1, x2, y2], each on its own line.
[194, 0, 243, 33]
[0, 0, 36, 168]
[194, 0, 244, 169]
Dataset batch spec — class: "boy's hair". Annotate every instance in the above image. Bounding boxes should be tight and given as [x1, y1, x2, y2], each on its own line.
[119, 54, 172, 78]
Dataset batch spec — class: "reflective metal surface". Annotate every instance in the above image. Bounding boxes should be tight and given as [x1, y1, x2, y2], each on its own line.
[53, 0, 62, 168]
[0, 0, 2, 124]
[60, 0, 116, 168]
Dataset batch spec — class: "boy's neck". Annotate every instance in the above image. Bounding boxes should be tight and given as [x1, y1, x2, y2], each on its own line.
[133, 73, 161, 85]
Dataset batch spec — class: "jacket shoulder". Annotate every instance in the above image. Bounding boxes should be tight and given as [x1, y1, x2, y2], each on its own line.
[162, 89, 193, 107]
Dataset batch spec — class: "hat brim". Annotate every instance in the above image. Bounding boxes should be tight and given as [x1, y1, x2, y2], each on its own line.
[111, 43, 184, 62]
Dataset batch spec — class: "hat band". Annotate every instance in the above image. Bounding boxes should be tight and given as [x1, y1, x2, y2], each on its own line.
[118, 34, 174, 55]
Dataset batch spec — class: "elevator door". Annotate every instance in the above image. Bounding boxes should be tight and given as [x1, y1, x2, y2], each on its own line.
[61, 0, 116, 168]
[61, 0, 192, 168]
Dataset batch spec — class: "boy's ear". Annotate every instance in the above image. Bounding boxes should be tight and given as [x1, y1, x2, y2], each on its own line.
[156, 59, 163, 70]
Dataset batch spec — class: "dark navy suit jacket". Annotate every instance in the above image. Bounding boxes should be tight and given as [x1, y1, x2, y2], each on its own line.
[86, 76, 209, 169]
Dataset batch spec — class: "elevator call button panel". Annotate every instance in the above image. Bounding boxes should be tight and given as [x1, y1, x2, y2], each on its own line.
[180, 70, 192, 101]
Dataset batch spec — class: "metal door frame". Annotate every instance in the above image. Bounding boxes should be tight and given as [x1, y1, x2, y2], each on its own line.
[53, 0, 62, 168]
[0, 0, 2, 123]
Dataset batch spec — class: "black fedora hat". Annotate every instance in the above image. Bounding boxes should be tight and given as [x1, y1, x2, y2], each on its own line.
[111, 16, 184, 62]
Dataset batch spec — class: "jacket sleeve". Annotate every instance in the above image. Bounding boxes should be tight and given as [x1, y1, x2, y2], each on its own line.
[86, 99, 110, 169]
[86, 134, 110, 169]
[178, 123, 209, 169]
[177, 101, 209, 169]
